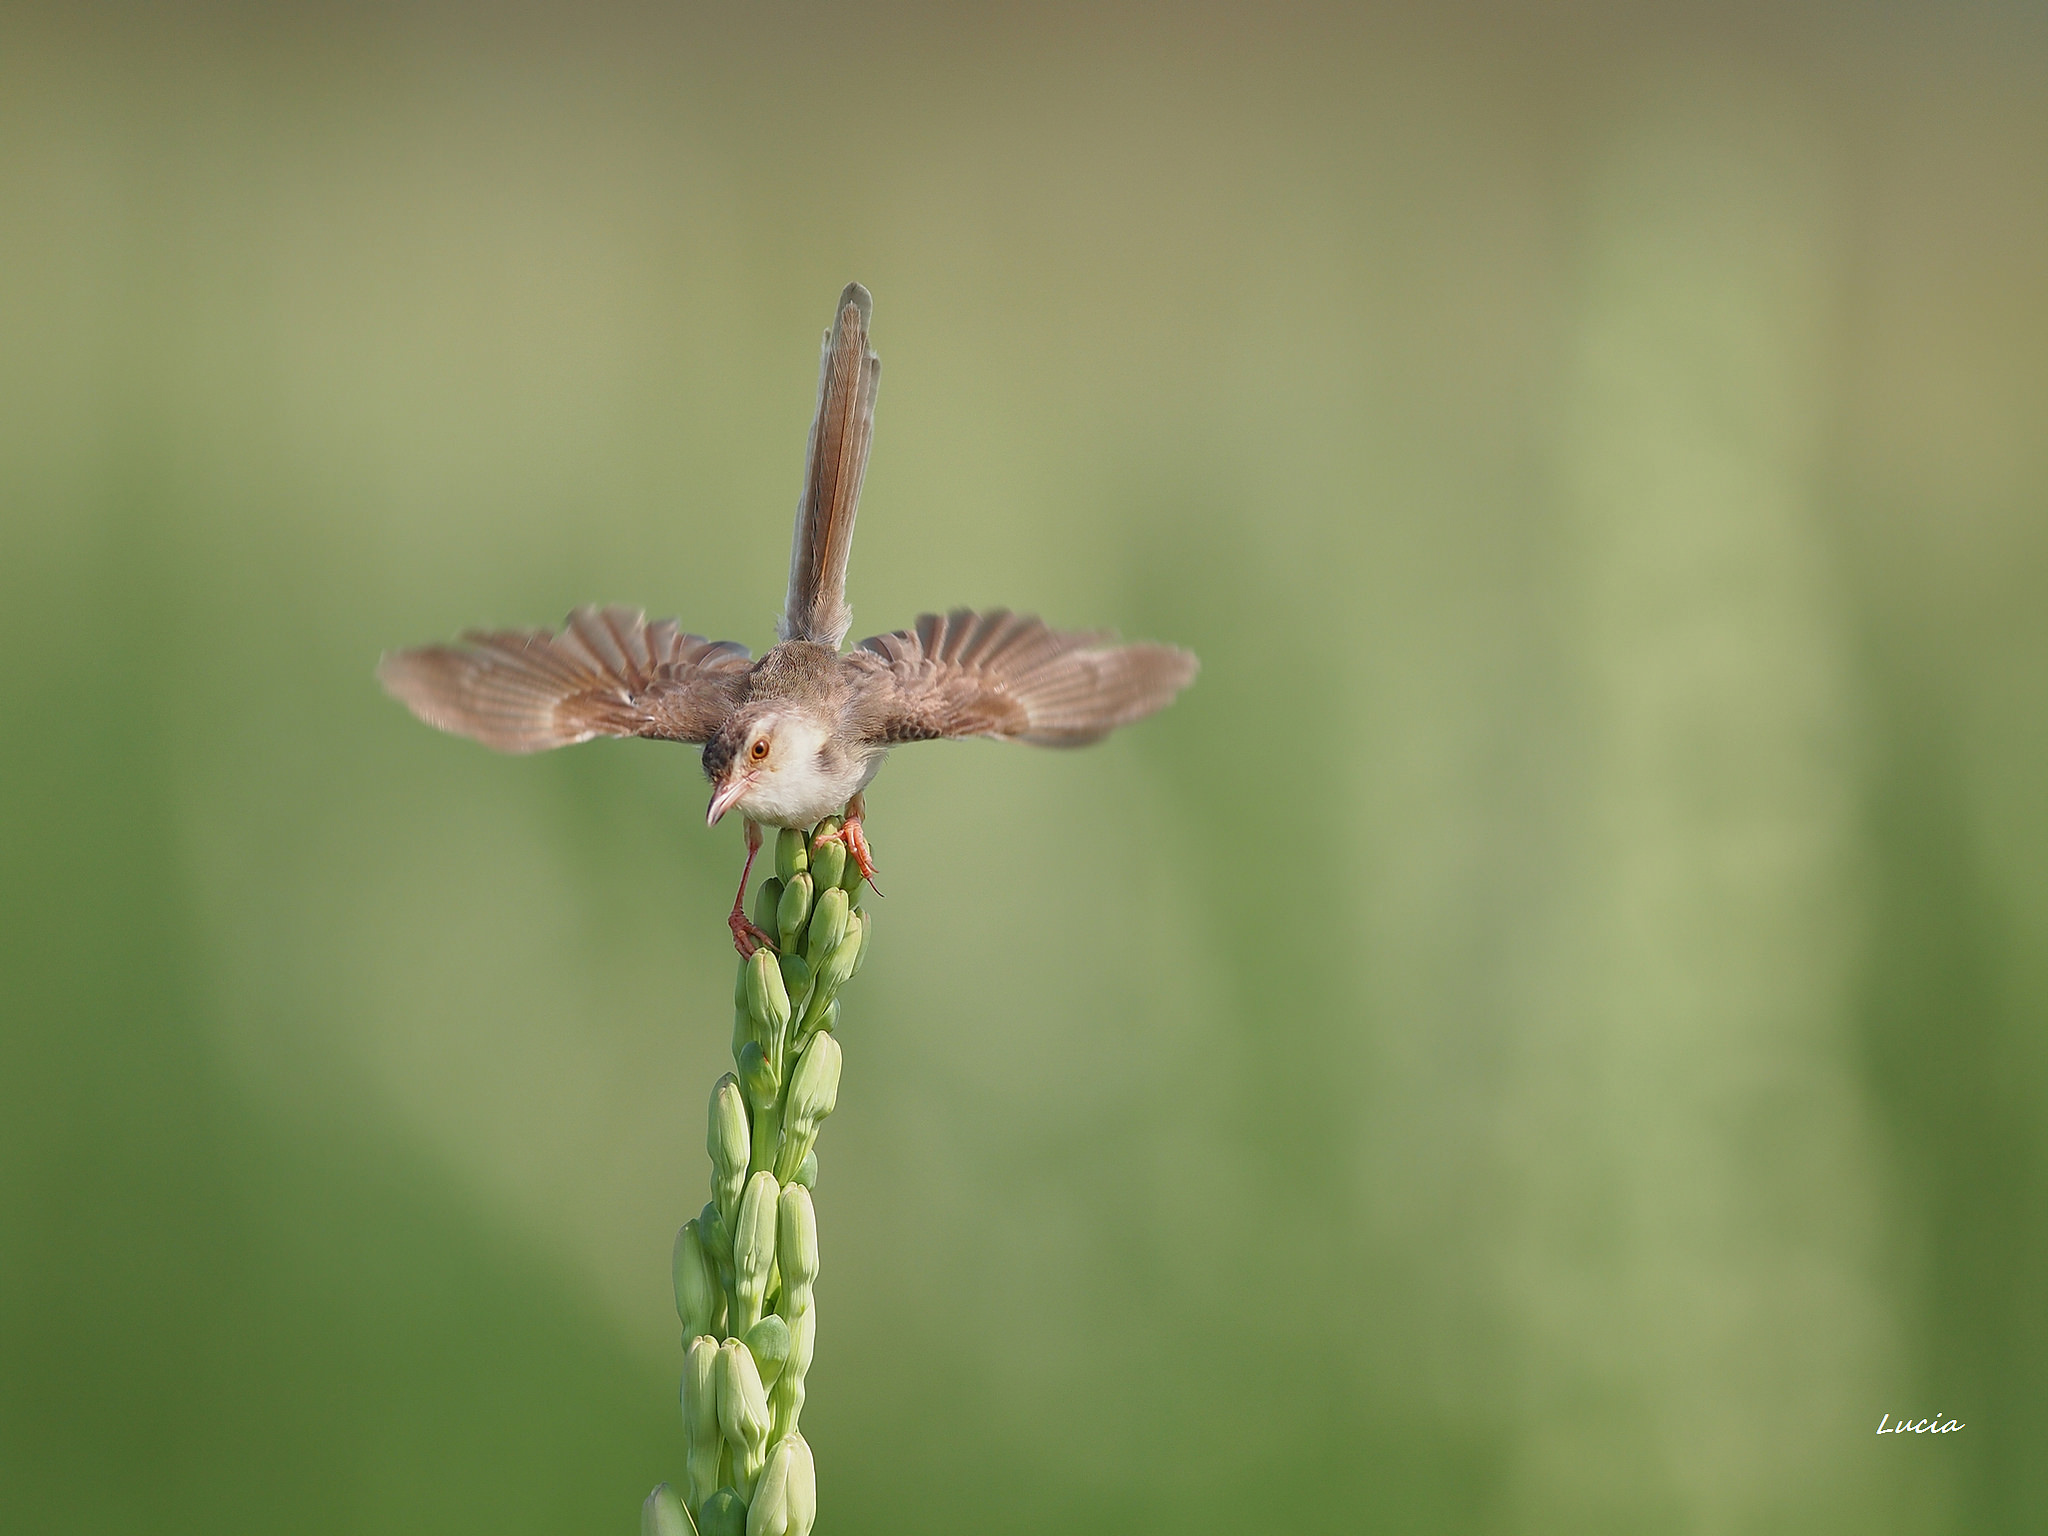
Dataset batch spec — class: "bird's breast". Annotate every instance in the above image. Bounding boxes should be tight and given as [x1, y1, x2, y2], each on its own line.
[737, 747, 883, 829]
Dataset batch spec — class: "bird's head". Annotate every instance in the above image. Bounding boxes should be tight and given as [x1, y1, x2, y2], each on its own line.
[703, 705, 833, 827]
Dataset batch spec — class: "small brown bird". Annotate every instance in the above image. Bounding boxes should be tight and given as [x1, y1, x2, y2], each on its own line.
[380, 284, 1198, 954]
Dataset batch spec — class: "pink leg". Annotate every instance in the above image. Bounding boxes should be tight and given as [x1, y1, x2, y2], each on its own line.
[727, 819, 777, 957]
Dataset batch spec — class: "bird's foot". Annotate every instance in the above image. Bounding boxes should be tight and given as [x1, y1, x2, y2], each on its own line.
[728, 907, 778, 959]
[815, 809, 881, 895]
[728, 816, 777, 956]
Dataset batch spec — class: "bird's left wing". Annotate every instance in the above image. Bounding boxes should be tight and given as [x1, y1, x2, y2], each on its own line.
[846, 608, 1198, 747]
[379, 605, 752, 752]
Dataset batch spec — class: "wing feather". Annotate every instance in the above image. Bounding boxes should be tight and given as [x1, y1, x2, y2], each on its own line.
[379, 605, 751, 752]
[848, 609, 1198, 747]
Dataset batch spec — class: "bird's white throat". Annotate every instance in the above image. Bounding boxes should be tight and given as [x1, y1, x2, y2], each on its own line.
[734, 713, 873, 829]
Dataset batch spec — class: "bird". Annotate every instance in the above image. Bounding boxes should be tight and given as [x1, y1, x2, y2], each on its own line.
[378, 283, 1198, 955]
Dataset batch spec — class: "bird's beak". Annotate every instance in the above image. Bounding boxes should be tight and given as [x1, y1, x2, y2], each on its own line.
[706, 772, 756, 827]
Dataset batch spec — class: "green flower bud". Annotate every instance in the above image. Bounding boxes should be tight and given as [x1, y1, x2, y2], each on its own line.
[735, 966, 756, 1052]
[791, 1149, 818, 1190]
[750, 877, 784, 942]
[847, 908, 869, 976]
[807, 824, 847, 892]
[740, 1040, 784, 1176]
[797, 929, 859, 1036]
[803, 887, 849, 970]
[682, 1334, 723, 1512]
[749, 1100, 782, 1180]
[791, 1000, 836, 1061]
[774, 827, 809, 883]
[697, 1488, 746, 1536]
[776, 872, 814, 954]
[642, 1482, 693, 1536]
[743, 1313, 791, 1390]
[775, 953, 812, 1031]
[732, 1170, 780, 1336]
[747, 1436, 821, 1536]
[783, 1434, 817, 1536]
[673, 1220, 723, 1341]
[717, 1338, 772, 1499]
[745, 1440, 791, 1536]
[768, 1301, 815, 1443]
[774, 1034, 841, 1183]
[737, 1040, 779, 1112]
[697, 1201, 732, 1267]
[787, 1300, 815, 1378]
[708, 1075, 750, 1229]
[745, 951, 790, 1037]
[777, 1184, 819, 1318]
[698, 1202, 737, 1326]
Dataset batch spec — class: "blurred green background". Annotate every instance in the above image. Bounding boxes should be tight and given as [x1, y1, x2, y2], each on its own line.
[4, 3, 2044, 1531]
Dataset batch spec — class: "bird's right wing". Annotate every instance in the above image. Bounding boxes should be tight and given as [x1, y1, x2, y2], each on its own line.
[378, 605, 752, 752]
[847, 608, 1198, 747]
[781, 283, 881, 649]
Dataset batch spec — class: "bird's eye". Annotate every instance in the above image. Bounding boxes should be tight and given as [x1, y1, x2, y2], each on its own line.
[750, 738, 770, 761]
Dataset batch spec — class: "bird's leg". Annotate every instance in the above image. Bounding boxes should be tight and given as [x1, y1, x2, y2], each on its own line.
[814, 792, 882, 894]
[727, 818, 778, 957]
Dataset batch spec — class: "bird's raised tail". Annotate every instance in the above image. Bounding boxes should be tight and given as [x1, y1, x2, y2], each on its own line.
[781, 283, 881, 650]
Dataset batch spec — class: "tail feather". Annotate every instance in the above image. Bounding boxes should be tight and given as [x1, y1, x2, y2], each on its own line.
[781, 283, 880, 648]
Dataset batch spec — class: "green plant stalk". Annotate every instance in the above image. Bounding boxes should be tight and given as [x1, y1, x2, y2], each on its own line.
[651, 818, 861, 1535]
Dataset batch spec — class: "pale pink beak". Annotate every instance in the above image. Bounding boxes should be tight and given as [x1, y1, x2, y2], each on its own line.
[706, 772, 757, 827]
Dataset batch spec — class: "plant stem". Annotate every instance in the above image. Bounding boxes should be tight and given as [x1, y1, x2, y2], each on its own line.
[651, 818, 862, 1536]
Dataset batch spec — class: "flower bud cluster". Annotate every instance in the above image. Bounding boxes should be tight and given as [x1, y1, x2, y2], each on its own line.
[656, 819, 864, 1535]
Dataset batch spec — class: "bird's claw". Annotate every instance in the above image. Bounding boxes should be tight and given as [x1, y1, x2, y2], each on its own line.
[815, 815, 882, 895]
[728, 910, 778, 959]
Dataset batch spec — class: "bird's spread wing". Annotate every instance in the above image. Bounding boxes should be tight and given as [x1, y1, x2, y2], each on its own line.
[847, 608, 1198, 747]
[378, 605, 752, 752]
[781, 282, 880, 649]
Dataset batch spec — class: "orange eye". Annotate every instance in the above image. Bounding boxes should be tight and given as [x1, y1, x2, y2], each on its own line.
[750, 738, 770, 761]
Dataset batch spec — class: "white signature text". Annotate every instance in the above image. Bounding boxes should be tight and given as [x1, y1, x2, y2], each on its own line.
[1876, 1413, 1963, 1435]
